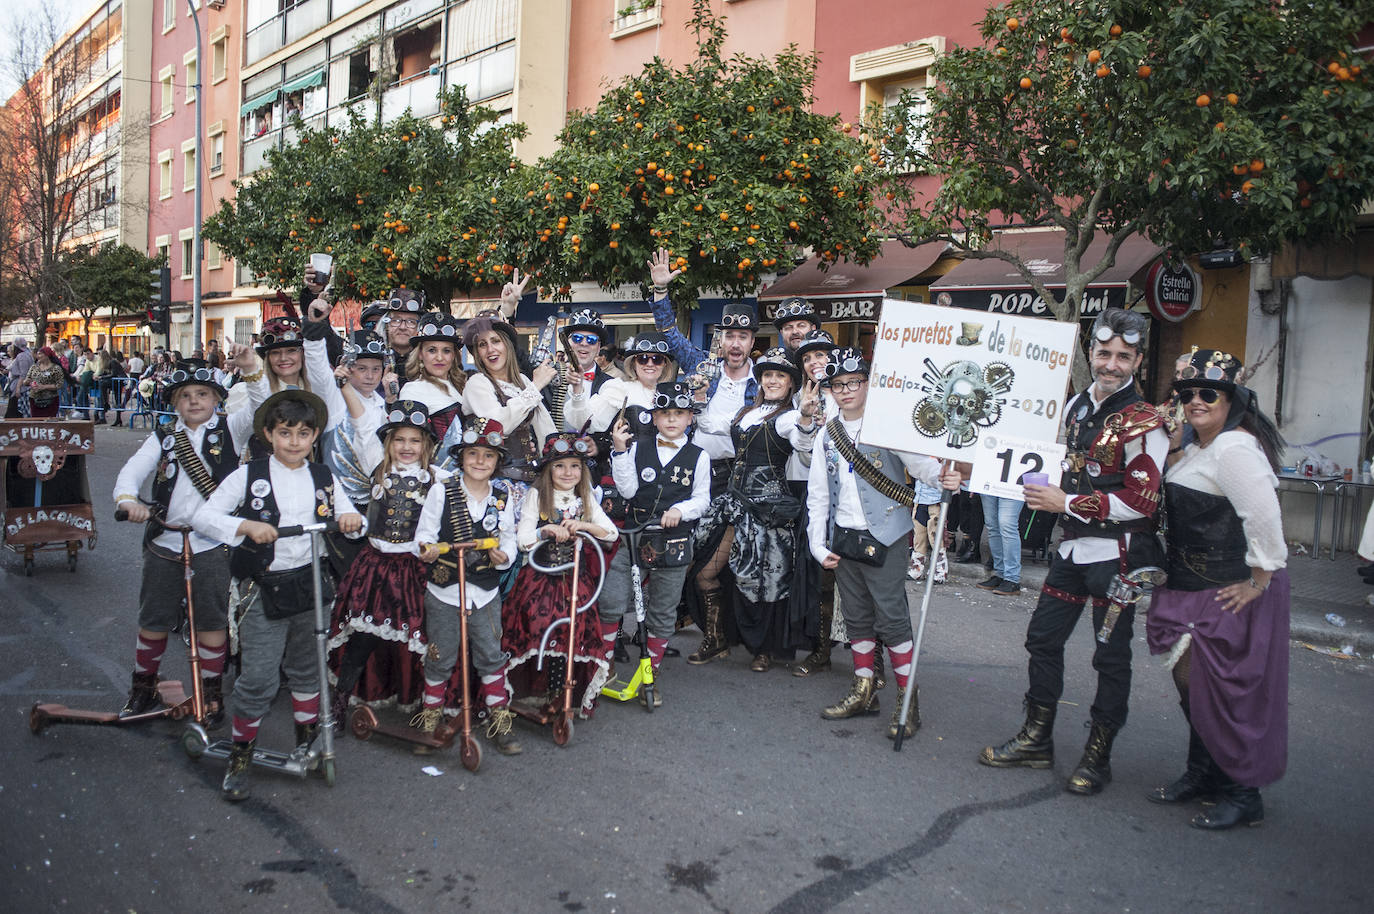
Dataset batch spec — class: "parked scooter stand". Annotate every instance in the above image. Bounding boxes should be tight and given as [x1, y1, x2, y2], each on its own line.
[29, 508, 210, 736]
[348, 536, 498, 772]
[600, 524, 658, 712]
[183, 520, 340, 787]
[510, 530, 606, 745]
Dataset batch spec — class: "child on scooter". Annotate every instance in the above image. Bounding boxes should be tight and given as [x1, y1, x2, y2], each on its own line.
[502, 433, 617, 718]
[112, 358, 244, 727]
[600, 382, 711, 705]
[415, 417, 519, 755]
[193, 390, 364, 802]
[328, 396, 443, 722]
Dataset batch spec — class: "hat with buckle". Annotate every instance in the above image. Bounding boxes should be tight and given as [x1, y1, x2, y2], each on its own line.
[792, 328, 837, 364]
[256, 317, 304, 355]
[163, 357, 226, 399]
[411, 312, 463, 346]
[344, 329, 387, 362]
[539, 431, 595, 468]
[1172, 347, 1242, 393]
[752, 346, 802, 386]
[376, 399, 437, 444]
[772, 296, 820, 331]
[651, 381, 701, 412]
[561, 308, 610, 346]
[449, 416, 507, 459]
[718, 302, 759, 333]
[252, 388, 329, 439]
[462, 311, 521, 356]
[822, 346, 870, 384]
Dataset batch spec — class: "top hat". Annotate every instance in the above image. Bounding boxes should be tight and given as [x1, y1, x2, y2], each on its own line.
[383, 290, 424, 313]
[256, 317, 304, 355]
[411, 312, 463, 346]
[562, 309, 610, 345]
[718, 303, 759, 333]
[163, 358, 226, 399]
[1172, 347, 1242, 393]
[539, 431, 595, 468]
[772, 297, 820, 331]
[376, 399, 437, 443]
[345, 329, 387, 362]
[752, 346, 802, 386]
[651, 380, 702, 412]
[792, 328, 837, 364]
[359, 301, 391, 328]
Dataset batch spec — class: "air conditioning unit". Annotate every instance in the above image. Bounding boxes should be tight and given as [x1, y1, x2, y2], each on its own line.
[207, 0, 226, 9]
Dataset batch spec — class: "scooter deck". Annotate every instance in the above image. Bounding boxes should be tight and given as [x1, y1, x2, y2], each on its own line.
[600, 663, 654, 702]
[29, 681, 191, 732]
[200, 737, 318, 777]
[348, 706, 457, 751]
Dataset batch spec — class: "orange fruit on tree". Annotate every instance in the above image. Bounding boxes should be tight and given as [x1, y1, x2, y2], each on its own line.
[1096, 65, 1110, 78]
[1241, 180, 1254, 194]
[1249, 159, 1264, 174]
[1006, 17, 1019, 31]
[1088, 49, 1102, 63]
[1137, 65, 1152, 78]
[1226, 93, 1239, 105]
[1020, 76, 1033, 89]
[1196, 94, 1211, 107]
[609, 240, 619, 249]
[1110, 25, 1122, 37]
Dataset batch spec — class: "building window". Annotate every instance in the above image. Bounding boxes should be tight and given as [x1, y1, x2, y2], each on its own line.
[612, 0, 663, 39]
[234, 318, 255, 346]
[850, 38, 944, 170]
[211, 33, 228, 83]
[182, 142, 197, 192]
[159, 67, 175, 117]
[181, 236, 195, 279]
[206, 241, 222, 269]
[156, 240, 171, 275]
[185, 54, 198, 104]
[209, 133, 224, 175]
[348, 48, 377, 100]
[158, 150, 173, 199]
[163, 0, 176, 32]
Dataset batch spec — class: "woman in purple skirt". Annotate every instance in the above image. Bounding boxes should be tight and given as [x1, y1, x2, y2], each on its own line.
[1146, 348, 1288, 830]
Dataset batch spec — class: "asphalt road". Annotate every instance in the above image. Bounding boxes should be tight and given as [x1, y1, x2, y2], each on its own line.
[3, 426, 1372, 913]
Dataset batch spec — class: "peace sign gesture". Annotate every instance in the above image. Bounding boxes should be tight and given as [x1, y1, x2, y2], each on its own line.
[648, 248, 683, 289]
[500, 268, 531, 317]
[799, 378, 822, 421]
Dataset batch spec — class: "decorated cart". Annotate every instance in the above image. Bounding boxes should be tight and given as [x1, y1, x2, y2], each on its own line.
[1, 419, 97, 574]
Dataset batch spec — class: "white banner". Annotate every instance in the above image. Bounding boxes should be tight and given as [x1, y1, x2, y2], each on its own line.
[968, 435, 1067, 500]
[858, 300, 1076, 462]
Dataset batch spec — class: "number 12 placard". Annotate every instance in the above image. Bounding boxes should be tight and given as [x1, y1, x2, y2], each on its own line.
[969, 435, 1067, 500]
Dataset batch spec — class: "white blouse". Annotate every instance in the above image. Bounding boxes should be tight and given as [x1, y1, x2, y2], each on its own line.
[462, 372, 555, 443]
[1167, 429, 1287, 571]
[398, 376, 462, 417]
[696, 402, 817, 455]
[516, 487, 618, 552]
[563, 377, 655, 433]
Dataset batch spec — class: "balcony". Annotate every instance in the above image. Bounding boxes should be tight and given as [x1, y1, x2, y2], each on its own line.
[382, 71, 442, 122]
[612, 1, 662, 38]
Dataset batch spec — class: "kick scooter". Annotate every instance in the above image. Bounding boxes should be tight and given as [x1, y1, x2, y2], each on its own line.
[599, 523, 659, 713]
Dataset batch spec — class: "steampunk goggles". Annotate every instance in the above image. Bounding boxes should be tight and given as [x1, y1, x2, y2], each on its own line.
[387, 297, 422, 312]
[387, 407, 429, 426]
[169, 367, 214, 384]
[720, 312, 755, 328]
[460, 429, 505, 447]
[258, 328, 301, 346]
[653, 391, 694, 410]
[546, 436, 591, 456]
[1094, 324, 1141, 346]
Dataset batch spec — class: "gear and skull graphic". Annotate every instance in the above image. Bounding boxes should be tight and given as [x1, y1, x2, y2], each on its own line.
[911, 358, 1015, 448]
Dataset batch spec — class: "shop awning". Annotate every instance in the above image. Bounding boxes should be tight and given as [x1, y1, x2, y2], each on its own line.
[282, 68, 326, 95]
[1271, 229, 1374, 281]
[928, 230, 1162, 318]
[238, 88, 279, 118]
[757, 239, 950, 322]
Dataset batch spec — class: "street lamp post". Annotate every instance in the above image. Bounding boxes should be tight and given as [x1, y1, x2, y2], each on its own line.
[187, 0, 204, 353]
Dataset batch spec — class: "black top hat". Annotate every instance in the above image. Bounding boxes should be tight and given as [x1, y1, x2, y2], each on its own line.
[359, 301, 390, 329]
[772, 297, 820, 331]
[622, 332, 675, 360]
[411, 312, 463, 346]
[345, 329, 387, 362]
[539, 431, 595, 468]
[163, 358, 226, 399]
[1172, 348, 1242, 393]
[752, 346, 802, 386]
[822, 347, 870, 384]
[256, 317, 304, 355]
[718, 303, 759, 333]
[652, 381, 701, 412]
[562, 309, 610, 345]
[449, 416, 507, 459]
[252, 389, 329, 439]
[792, 328, 837, 364]
[376, 399, 437, 443]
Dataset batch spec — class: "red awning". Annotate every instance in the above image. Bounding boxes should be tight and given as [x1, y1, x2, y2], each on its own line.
[758, 240, 949, 301]
[929, 230, 1162, 290]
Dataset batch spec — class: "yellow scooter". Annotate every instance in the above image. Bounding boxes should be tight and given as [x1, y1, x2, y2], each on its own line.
[599, 524, 659, 713]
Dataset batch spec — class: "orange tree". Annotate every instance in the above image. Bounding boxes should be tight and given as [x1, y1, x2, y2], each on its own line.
[491, 0, 885, 309]
[880, 0, 1374, 358]
[203, 88, 526, 308]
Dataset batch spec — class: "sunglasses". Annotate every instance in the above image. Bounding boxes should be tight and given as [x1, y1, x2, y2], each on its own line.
[1178, 387, 1221, 405]
[169, 367, 214, 383]
[1094, 325, 1142, 345]
[720, 312, 755, 328]
[634, 353, 667, 366]
[829, 377, 868, 392]
[567, 332, 600, 346]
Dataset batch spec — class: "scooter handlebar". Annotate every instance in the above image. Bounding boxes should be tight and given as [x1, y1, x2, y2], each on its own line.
[275, 520, 340, 538]
[114, 505, 193, 534]
[427, 538, 499, 554]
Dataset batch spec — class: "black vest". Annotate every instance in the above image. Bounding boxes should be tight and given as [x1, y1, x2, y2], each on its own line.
[628, 439, 703, 527]
[150, 418, 239, 508]
[229, 457, 334, 578]
[1059, 383, 1154, 539]
[364, 469, 430, 544]
[727, 414, 791, 494]
[428, 477, 508, 592]
[1163, 483, 1249, 591]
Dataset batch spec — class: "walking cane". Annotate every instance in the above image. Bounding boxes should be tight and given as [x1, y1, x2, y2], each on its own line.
[894, 460, 954, 753]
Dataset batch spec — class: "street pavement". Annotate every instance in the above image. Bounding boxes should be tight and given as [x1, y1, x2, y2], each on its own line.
[3, 425, 1372, 913]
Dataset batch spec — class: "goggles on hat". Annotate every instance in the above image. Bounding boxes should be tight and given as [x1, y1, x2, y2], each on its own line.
[654, 391, 694, 410]
[720, 312, 754, 328]
[387, 407, 429, 426]
[388, 297, 421, 312]
[825, 355, 864, 377]
[460, 429, 505, 447]
[419, 320, 457, 337]
[631, 339, 670, 353]
[169, 367, 215, 384]
[1094, 324, 1141, 345]
[548, 437, 591, 456]
[259, 329, 301, 346]
[1176, 363, 1229, 382]
[775, 300, 813, 320]
[350, 339, 386, 355]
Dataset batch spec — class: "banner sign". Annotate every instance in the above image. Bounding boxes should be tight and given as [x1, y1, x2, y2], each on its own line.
[3, 504, 95, 545]
[859, 301, 1076, 463]
[0, 420, 96, 457]
[933, 287, 1123, 318]
[761, 297, 881, 323]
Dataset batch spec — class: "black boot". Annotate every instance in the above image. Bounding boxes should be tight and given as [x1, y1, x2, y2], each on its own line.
[614, 630, 630, 663]
[1148, 725, 1219, 804]
[955, 539, 981, 564]
[979, 699, 1056, 768]
[1065, 719, 1119, 795]
[687, 589, 730, 665]
[120, 671, 161, 718]
[294, 721, 319, 752]
[221, 740, 254, 802]
[200, 676, 225, 730]
[484, 706, 524, 755]
[792, 590, 833, 677]
[1191, 775, 1264, 830]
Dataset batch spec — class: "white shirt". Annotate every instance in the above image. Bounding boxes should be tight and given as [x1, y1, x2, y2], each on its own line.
[398, 376, 462, 420]
[306, 338, 348, 431]
[127, 356, 145, 375]
[695, 366, 752, 460]
[516, 487, 618, 552]
[460, 372, 556, 443]
[113, 415, 240, 554]
[610, 434, 713, 523]
[1057, 384, 1170, 564]
[415, 474, 517, 609]
[806, 415, 942, 564]
[564, 377, 655, 433]
[193, 456, 364, 573]
[1167, 430, 1286, 571]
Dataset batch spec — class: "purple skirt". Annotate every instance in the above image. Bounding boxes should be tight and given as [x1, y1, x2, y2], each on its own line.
[1146, 570, 1290, 787]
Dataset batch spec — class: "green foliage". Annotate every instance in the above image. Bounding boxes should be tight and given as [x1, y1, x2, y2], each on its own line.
[491, 0, 885, 309]
[59, 242, 163, 334]
[881, 0, 1374, 321]
[203, 88, 526, 309]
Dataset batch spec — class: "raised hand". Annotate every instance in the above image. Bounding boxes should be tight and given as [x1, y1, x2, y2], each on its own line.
[500, 268, 530, 316]
[648, 247, 683, 289]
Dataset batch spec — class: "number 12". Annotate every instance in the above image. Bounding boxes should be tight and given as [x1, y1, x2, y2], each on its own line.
[995, 448, 1044, 484]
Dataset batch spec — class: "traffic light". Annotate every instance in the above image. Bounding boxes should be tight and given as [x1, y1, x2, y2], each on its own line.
[146, 266, 171, 337]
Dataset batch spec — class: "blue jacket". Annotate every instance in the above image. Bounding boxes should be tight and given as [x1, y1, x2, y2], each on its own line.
[651, 294, 759, 404]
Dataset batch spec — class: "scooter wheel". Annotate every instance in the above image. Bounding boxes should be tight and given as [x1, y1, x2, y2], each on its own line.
[460, 736, 482, 773]
[349, 706, 377, 740]
[322, 758, 337, 787]
[553, 715, 574, 747]
[181, 724, 209, 759]
[29, 702, 46, 734]
[642, 686, 655, 715]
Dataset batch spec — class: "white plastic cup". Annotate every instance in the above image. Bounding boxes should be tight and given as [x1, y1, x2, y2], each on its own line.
[310, 252, 333, 279]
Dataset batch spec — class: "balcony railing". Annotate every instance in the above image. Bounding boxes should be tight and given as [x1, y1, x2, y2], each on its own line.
[382, 71, 442, 121]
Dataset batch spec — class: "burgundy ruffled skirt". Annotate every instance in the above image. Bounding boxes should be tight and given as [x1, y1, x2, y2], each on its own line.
[328, 543, 427, 705]
[501, 561, 609, 717]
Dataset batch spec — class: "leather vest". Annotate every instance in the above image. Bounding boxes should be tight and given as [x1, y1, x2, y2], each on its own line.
[429, 477, 508, 591]
[150, 417, 238, 510]
[490, 383, 540, 483]
[532, 498, 580, 568]
[1163, 483, 1249, 591]
[628, 440, 703, 527]
[728, 415, 791, 500]
[1059, 383, 1157, 540]
[230, 458, 334, 578]
[363, 469, 429, 544]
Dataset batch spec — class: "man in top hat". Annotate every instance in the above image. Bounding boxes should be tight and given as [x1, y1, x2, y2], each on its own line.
[980, 308, 1168, 797]
[773, 297, 822, 355]
[646, 248, 758, 489]
[561, 308, 616, 395]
